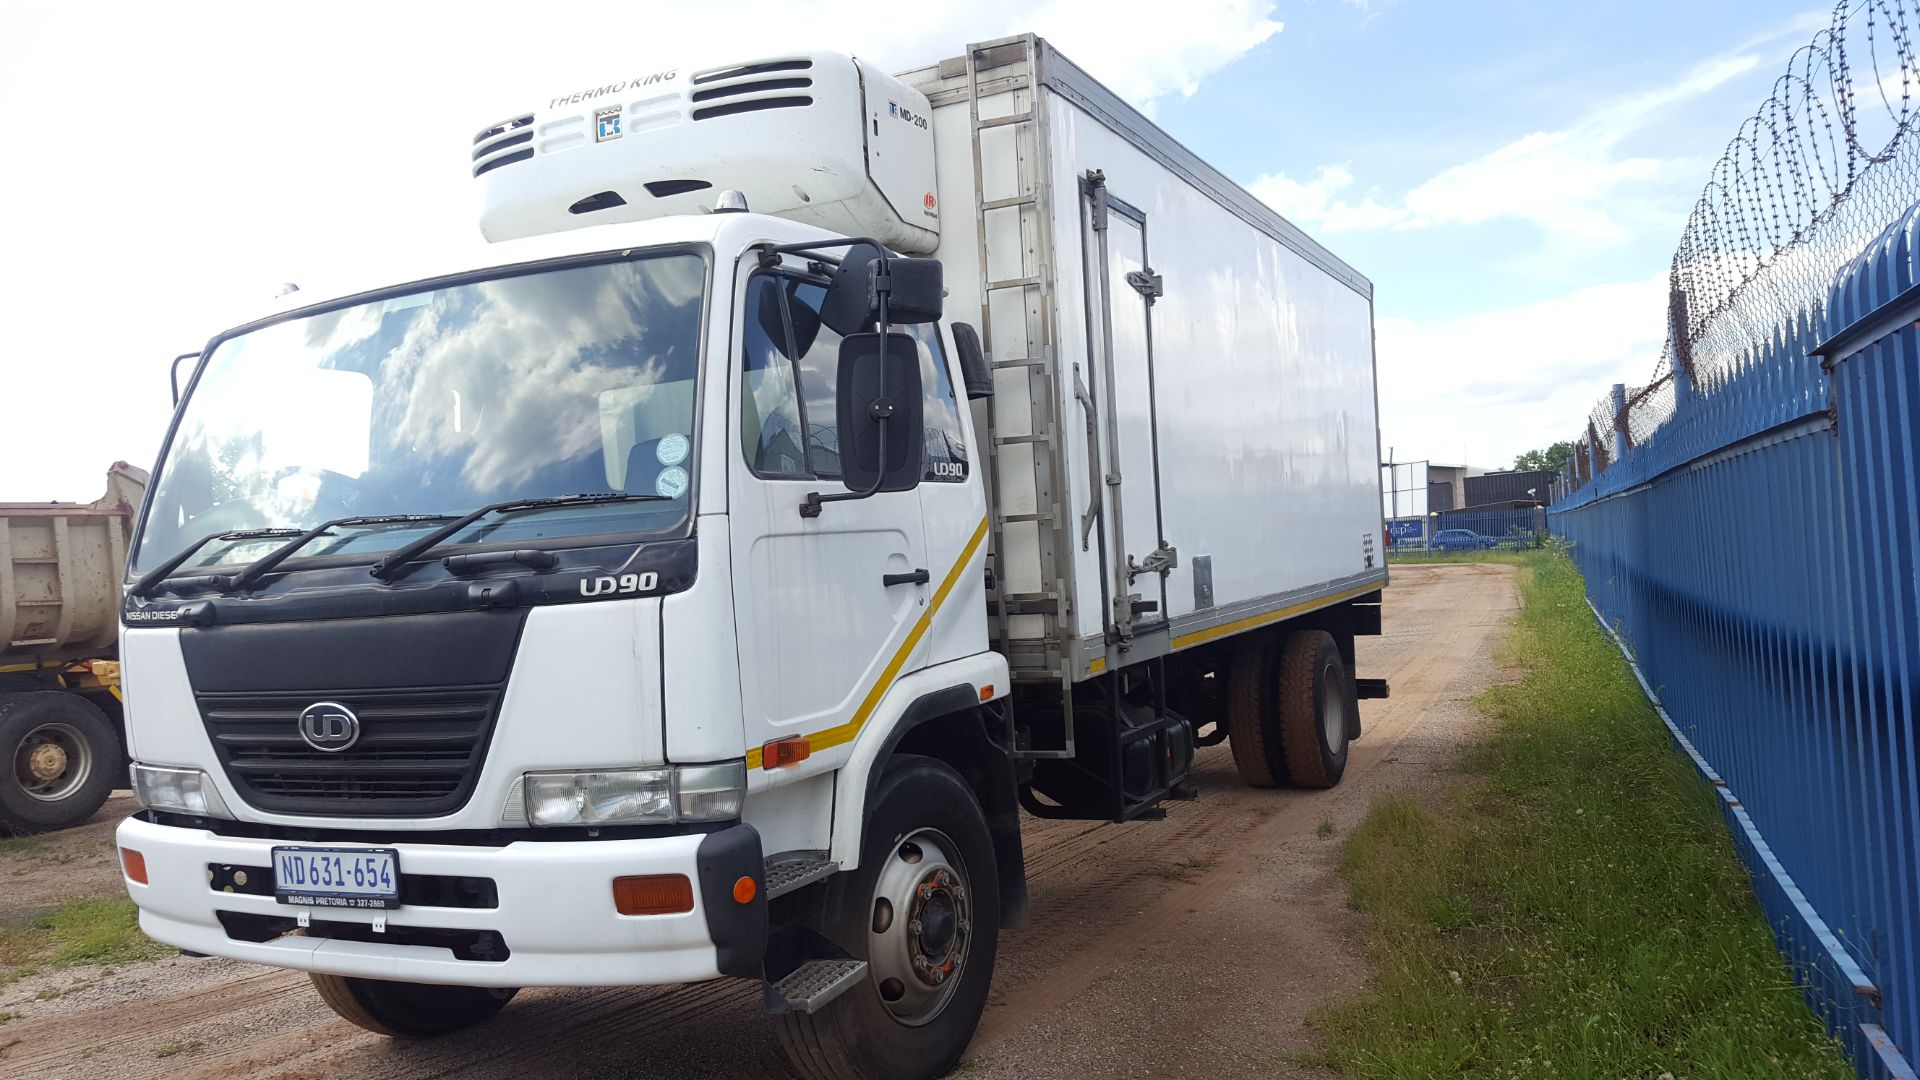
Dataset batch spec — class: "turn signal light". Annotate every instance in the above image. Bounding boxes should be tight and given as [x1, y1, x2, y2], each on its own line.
[732, 875, 757, 904]
[121, 848, 149, 885]
[979, 684, 995, 701]
[761, 736, 811, 769]
[613, 874, 694, 916]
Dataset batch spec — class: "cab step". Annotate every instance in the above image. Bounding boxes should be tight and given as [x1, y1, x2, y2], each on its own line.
[763, 855, 838, 900]
[765, 958, 869, 1014]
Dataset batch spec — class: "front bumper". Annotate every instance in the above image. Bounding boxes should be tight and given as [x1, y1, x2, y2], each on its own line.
[116, 815, 766, 988]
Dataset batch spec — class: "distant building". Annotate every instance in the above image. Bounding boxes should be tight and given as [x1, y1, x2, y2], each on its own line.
[1464, 469, 1554, 507]
[1425, 463, 1481, 511]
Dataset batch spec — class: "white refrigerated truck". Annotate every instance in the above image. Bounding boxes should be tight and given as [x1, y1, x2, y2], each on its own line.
[116, 35, 1385, 1079]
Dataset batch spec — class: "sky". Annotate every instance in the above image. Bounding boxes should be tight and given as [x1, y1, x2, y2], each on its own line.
[0, 0, 1829, 499]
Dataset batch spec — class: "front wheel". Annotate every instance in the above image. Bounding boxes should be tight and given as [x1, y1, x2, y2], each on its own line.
[309, 973, 517, 1038]
[775, 755, 999, 1080]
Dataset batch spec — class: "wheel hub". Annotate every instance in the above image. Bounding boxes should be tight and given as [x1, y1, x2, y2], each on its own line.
[907, 870, 965, 985]
[28, 742, 68, 782]
[14, 721, 92, 802]
[868, 829, 972, 1024]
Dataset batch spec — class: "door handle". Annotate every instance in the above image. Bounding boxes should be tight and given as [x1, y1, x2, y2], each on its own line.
[884, 569, 931, 587]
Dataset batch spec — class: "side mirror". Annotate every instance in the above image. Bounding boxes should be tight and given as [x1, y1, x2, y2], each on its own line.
[951, 322, 993, 399]
[819, 243, 882, 335]
[835, 332, 924, 494]
[817, 246, 944, 333]
[871, 258, 942, 324]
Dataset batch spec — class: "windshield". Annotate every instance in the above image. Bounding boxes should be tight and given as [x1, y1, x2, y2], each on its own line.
[132, 251, 708, 575]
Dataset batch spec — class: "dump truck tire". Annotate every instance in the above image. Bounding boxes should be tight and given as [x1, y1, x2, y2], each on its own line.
[0, 691, 118, 834]
[1276, 630, 1354, 788]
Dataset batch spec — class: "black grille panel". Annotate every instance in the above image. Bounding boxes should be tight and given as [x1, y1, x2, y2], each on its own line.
[691, 96, 812, 122]
[198, 684, 504, 817]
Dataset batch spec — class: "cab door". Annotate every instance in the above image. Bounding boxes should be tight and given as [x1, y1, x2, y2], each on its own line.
[729, 265, 929, 768]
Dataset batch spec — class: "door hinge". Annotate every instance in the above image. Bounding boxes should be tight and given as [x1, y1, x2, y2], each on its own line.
[1085, 169, 1109, 231]
[1126, 269, 1164, 304]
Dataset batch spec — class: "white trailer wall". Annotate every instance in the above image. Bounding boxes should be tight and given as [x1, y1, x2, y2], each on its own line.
[915, 38, 1385, 679]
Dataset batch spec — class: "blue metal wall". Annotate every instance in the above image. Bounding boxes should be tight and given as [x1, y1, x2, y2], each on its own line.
[1550, 206, 1920, 1078]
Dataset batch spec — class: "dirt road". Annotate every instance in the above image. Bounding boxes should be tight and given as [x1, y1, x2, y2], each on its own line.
[0, 564, 1518, 1079]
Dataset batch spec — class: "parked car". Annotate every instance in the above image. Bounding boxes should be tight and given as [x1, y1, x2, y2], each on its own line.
[1431, 528, 1505, 552]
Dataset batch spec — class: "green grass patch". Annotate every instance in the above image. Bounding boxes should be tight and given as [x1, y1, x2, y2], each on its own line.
[1314, 548, 1851, 1079]
[0, 835, 48, 856]
[0, 896, 169, 986]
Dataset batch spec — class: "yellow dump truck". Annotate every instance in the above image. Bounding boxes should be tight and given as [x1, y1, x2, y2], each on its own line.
[0, 463, 146, 832]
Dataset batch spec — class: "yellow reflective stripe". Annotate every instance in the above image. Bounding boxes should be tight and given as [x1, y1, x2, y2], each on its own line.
[748, 516, 990, 770]
[109, 685, 123, 702]
[1167, 582, 1382, 651]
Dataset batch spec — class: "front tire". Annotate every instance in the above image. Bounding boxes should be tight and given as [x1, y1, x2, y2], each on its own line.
[775, 755, 999, 1080]
[0, 691, 118, 834]
[309, 974, 517, 1038]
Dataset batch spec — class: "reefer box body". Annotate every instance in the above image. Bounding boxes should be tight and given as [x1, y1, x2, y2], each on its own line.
[904, 40, 1384, 683]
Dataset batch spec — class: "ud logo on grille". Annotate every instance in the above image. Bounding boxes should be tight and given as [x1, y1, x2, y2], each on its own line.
[297, 702, 360, 752]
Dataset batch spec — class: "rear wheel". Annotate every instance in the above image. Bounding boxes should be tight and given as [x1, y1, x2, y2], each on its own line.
[775, 755, 999, 1080]
[309, 974, 517, 1038]
[1276, 630, 1354, 788]
[0, 691, 118, 834]
[1225, 633, 1288, 788]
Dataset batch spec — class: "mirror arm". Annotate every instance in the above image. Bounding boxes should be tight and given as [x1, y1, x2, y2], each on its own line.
[801, 266, 895, 519]
[171, 352, 200, 406]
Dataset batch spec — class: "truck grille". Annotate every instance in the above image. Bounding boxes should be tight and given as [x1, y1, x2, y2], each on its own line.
[197, 684, 504, 817]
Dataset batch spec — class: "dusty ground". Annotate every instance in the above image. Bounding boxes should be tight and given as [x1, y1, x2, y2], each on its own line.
[0, 793, 138, 925]
[0, 564, 1518, 1079]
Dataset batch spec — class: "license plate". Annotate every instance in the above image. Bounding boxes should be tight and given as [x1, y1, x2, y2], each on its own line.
[272, 846, 400, 909]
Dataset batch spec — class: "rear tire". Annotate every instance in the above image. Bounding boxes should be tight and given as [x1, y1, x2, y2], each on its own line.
[1226, 633, 1288, 788]
[309, 974, 516, 1038]
[1276, 631, 1354, 788]
[0, 691, 118, 834]
[774, 755, 999, 1080]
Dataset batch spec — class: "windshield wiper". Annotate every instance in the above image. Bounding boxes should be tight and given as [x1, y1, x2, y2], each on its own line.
[368, 493, 670, 582]
[217, 514, 458, 593]
[129, 528, 306, 598]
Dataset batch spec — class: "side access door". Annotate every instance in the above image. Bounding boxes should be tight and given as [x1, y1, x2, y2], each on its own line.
[729, 264, 931, 768]
[1082, 173, 1174, 651]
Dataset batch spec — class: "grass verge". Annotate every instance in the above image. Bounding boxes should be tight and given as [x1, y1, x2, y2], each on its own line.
[1314, 548, 1851, 1079]
[0, 896, 170, 987]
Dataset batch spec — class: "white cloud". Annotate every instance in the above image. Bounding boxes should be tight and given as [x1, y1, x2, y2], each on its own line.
[0, 0, 1282, 500]
[1374, 273, 1670, 468]
[1252, 53, 1760, 240]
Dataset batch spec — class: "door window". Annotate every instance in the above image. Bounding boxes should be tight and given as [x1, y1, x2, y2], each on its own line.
[740, 272, 968, 483]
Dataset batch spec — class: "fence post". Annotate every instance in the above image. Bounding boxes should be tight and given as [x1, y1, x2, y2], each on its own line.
[1610, 384, 1629, 463]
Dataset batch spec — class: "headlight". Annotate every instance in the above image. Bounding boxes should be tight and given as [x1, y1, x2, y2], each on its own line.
[522, 762, 746, 827]
[130, 763, 234, 819]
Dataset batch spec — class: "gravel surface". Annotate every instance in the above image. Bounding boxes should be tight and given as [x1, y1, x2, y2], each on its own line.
[0, 792, 138, 923]
[0, 564, 1518, 1079]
